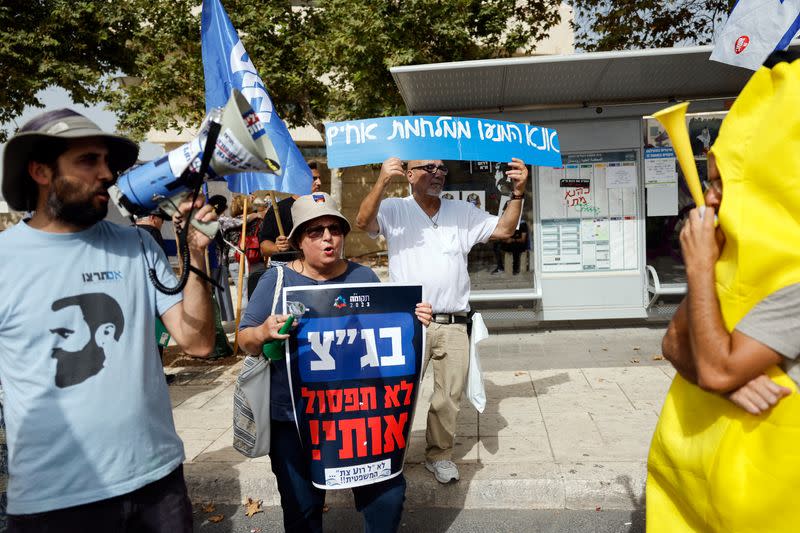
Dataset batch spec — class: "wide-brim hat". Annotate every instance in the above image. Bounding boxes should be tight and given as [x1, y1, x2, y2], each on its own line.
[287, 192, 351, 247]
[2, 108, 139, 211]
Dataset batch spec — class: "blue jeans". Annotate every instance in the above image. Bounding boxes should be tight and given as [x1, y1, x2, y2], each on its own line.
[269, 420, 406, 533]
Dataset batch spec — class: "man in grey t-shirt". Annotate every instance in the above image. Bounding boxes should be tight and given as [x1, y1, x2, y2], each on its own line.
[735, 284, 800, 389]
[661, 150, 797, 415]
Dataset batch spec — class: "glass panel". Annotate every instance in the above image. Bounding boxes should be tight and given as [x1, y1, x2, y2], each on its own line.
[440, 160, 535, 291]
[643, 112, 726, 286]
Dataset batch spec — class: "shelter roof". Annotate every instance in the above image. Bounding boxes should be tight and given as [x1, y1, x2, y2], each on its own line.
[390, 41, 800, 114]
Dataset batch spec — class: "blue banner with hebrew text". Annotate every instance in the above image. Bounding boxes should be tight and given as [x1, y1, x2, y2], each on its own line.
[325, 115, 561, 168]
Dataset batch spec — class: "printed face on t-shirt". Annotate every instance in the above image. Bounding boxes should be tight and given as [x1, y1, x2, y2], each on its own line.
[49, 293, 125, 388]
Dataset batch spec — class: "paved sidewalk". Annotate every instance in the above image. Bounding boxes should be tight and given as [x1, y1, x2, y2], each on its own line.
[170, 327, 672, 511]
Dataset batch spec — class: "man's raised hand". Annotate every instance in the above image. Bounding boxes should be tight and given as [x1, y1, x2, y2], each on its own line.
[379, 157, 405, 186]
[506, 158, 529, 195]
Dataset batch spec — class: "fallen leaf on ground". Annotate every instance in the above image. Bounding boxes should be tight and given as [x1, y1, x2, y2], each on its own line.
[201, 503, 216, 513]
[601, 348, 608, 351]
[514, 371, 526, 376]
[652, 354, 664, 361]
[244, 498, 263, 518]
[631, 358, 640, 364]
[322, 504, 330, 513]
[633, 346, 641, 351]
[595, 506, 602, 512]
[597, 378, 605, 382]
[208, 514, 224, 523]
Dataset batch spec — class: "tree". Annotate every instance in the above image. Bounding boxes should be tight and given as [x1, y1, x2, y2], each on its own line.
[0, 1, 564, 142]
[571, 0, 735, 52]
[0, 0, 141, 141]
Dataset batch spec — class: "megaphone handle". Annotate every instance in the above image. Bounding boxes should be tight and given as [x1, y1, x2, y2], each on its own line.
[188, 217, 220, 240]
[159, 193, 219, 240]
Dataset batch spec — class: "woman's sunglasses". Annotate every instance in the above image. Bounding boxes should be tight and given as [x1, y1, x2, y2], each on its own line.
[304, 223, 344, 239]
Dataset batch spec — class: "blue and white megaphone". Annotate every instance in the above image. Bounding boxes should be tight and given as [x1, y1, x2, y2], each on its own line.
[110, 89, 280, 238]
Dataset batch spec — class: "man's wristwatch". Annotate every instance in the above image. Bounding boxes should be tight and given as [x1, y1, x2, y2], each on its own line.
[509, 192, 524, 200]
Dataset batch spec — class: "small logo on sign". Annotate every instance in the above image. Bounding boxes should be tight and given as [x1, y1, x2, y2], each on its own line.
[333, 295, 347, 309]
[349, 294, 370, 308]
[734, 36, 750, 55]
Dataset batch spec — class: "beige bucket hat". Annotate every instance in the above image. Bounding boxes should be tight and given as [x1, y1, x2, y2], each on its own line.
[287, 192, 351, 247]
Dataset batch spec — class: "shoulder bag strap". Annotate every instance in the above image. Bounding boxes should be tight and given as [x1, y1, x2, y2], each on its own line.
[271, 266, 284, 315]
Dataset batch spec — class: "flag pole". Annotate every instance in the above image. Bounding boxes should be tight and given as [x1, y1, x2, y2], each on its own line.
[233, 195, 249, 355]
[268, 191, 285, 236]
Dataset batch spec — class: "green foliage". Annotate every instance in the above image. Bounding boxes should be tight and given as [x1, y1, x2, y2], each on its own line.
[571, 0, 735, 52]
[0, 0, 139, 140]
[1, 0, 562, 142]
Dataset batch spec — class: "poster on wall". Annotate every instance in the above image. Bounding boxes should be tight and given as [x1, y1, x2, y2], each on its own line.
[538, 151, 639, 273]
[462, 190, 486, 211]
[644, 147, 679, 217]
[285, 283, 424, 490]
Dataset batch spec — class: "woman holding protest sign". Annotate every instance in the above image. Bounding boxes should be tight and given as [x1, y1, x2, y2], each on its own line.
[238, 192, 432, 532]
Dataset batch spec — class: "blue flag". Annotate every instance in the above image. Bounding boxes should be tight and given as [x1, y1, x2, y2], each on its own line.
[201, 0, 311, 195]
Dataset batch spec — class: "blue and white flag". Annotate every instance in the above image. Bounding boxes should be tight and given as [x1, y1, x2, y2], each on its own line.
[201, 0, 311, 195]
[710, 0, 800, 71]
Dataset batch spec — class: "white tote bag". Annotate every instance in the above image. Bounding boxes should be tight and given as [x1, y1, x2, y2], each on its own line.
[466, 312, 489, 413]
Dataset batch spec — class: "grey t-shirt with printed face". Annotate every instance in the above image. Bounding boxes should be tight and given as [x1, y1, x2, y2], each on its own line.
[736, 283, 800, 386]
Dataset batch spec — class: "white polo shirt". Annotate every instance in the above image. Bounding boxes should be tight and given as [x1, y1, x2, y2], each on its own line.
[375, 196, 498, 314]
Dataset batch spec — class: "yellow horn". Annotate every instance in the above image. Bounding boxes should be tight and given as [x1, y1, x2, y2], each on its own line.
[652, 102, 705, 208]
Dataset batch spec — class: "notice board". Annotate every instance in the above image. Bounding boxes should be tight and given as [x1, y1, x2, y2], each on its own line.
[538, 151, 639, 273]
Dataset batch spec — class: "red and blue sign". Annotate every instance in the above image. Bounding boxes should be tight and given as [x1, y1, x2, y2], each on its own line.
[285, 283, 424, 489]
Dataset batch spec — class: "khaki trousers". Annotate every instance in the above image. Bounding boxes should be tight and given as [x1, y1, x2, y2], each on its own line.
[422, 322, 469, 461]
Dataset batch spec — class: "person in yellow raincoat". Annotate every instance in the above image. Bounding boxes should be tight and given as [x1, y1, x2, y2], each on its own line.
[647, 50, 800, 532]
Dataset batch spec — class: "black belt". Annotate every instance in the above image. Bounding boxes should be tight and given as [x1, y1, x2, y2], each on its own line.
[432, 313, 468, 324]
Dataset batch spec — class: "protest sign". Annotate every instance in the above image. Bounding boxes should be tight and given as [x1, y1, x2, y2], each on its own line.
[325, 116, 561, 168]
[285, 283, 424, 489]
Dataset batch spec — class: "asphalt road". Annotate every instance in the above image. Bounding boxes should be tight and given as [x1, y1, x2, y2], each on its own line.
[193, 503, 645, 533]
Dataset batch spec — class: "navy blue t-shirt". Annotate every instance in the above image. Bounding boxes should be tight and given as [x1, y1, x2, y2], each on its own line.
[239, 262, 379, 420]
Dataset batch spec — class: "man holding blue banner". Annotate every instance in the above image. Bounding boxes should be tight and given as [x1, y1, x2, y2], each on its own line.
[356, 156, 528, 483]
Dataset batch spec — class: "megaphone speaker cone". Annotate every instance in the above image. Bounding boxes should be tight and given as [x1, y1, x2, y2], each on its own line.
[209, 90, 281, 176]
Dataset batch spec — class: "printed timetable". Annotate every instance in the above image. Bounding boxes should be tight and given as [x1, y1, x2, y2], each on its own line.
[538, 151, 639, 273]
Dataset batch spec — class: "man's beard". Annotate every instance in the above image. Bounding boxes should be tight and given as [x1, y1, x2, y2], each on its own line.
[426, 185, 443, 197]
[46, 174, 109, 227]
[51, 342, 106, 388]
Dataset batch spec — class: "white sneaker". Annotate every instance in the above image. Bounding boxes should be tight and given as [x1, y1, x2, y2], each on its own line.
[425, 460, 460, 484]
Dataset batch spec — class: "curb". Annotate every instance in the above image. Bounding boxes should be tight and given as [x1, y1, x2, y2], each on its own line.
[184, 461, 646, 511]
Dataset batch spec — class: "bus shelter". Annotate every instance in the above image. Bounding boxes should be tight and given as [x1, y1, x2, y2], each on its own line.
[389, 42, 799, 321]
